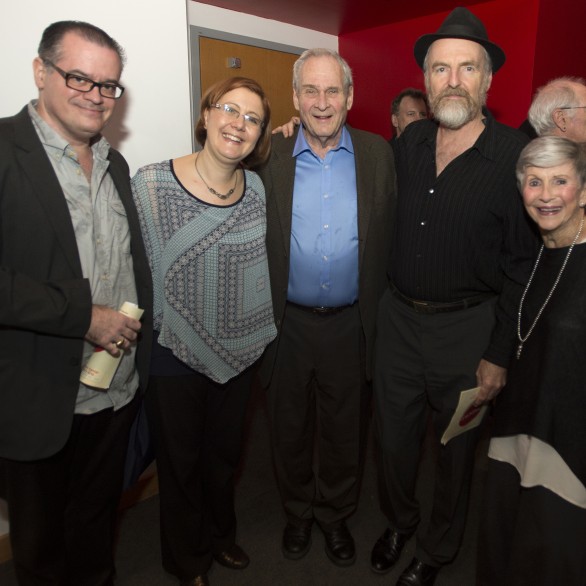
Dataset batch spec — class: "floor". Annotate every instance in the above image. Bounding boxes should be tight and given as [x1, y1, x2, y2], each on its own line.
[0, 384, 487, 585]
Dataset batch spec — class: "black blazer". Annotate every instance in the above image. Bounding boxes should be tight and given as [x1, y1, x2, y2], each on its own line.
[258, 125, 396, 386]
[0, 106, 152, 461]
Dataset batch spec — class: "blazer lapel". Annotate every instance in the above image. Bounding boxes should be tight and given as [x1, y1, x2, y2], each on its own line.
[349, 126, 373, 268]
[271, 135, 297, 258]
[14, 110, 83, 276]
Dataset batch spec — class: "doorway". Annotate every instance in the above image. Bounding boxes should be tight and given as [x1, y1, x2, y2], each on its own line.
[188, 26, 304, 147]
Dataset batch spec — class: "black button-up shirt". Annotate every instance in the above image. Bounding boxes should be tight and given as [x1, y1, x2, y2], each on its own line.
[390, 113, 539, 365]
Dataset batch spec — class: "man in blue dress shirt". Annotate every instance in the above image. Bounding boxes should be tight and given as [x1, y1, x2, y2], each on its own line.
[258, 48, 395, 567]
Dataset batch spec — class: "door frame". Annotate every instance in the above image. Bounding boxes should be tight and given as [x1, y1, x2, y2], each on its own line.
[188, 25, 304, 150]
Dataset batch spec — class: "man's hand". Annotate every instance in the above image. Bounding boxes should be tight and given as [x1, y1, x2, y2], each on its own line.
[85, 305, 142, 357]
[474, 359, 506, 405]
[272, 116, 300, 137]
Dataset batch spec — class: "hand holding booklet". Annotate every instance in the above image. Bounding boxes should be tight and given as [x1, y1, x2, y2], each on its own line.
[440, 387, 487, 446]
[79, 301, 144, 390]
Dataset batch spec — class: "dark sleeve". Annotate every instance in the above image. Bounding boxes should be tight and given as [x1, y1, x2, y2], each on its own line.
[483, 173, 539, 367]
[0, 130, 92, 337]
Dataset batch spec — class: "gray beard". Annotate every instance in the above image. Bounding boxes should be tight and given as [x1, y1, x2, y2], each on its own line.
[433, 99, 477, 129]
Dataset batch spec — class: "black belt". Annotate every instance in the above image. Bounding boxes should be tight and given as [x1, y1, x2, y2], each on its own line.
[287, 301, 353, 316]
[390, 285, 493, 314]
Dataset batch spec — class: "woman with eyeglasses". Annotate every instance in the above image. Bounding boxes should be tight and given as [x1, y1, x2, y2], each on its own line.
[131, 77, 276, 586]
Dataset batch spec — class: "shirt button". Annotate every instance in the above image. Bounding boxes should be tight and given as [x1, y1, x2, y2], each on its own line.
[323, 194, 329, 199]
[324, 224, 329, 229]
[428, 188, 434, 194]
[420, 221, 427, 226]
[323, 255, 328, 261]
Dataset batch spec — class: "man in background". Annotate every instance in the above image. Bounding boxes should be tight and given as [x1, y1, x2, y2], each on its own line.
[0, 21, 152, 585]
[528, 76, 586, 141]
[389, 87, 428, 146]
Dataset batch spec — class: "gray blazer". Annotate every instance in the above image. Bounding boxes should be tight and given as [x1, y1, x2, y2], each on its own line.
[257, 125, 396, 386]
[0, 106, 152, 461]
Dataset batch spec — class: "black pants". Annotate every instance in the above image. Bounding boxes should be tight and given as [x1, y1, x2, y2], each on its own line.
[2, 394, 140, 586]
[477, 458, 586, 586]
[267, 302, 370, 528]
[374, 288, 496, 566]
[145, 369, 252, 580]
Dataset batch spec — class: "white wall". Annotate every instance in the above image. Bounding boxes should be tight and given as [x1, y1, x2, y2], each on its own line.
[0, 0, 337, 543]
[0, 0, 192, 174]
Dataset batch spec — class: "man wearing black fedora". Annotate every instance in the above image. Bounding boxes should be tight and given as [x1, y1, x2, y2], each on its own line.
[371, 7, 538, 586]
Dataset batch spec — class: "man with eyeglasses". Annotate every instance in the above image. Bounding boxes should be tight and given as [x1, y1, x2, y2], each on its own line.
[527, 77, 586, 141]
[258, 48, 395, 568]
[0, 20, 152, 586]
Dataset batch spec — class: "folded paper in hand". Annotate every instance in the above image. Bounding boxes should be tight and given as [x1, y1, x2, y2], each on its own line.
[441, 387, 487, 446]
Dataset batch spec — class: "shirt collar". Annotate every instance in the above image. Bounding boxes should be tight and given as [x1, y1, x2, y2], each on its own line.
[292, 124, 354, 158]
[28, 99, 111, 162]
[419, 108, 496, 162]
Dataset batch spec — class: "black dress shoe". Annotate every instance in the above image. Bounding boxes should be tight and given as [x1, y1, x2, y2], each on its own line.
[371, 528, 411, 573]
[321, 521, 356, 567]
[396, 558, 440, 586]
[180, 574, 209, 586]
[213, 543, 250, 569]
[282, 520, 313, 560]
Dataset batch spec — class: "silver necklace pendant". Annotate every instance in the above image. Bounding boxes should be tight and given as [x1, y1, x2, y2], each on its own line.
[516, 342, 523, 360]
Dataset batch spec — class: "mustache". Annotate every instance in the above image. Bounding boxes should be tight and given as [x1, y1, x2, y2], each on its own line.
[435, 87, 472, 100]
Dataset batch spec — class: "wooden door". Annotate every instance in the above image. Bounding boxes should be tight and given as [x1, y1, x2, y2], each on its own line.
[199, 37, 299, 131]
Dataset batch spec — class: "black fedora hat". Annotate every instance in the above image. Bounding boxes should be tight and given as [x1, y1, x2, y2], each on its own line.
[414, 7, 505, 72]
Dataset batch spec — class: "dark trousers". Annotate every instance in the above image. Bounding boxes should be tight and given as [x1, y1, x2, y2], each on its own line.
[267, 302, 370, 528]
[145, 370, 252, 581]
[2, 394, 140, 586]
[477, 458, 586, 586]
[373, 288, 496, 566]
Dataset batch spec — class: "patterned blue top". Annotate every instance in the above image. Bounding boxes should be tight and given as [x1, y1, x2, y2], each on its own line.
[132, 160, 276, 384]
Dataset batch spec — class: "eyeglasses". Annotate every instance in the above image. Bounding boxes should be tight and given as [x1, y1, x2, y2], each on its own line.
[44, 59, 125, 99]
[212, 103, 263, 128]
[560, 106, 586, 110]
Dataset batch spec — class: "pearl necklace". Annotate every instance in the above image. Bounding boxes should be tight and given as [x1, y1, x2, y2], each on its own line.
[194, 155, 237, 200]
[516, 214, 585, 359]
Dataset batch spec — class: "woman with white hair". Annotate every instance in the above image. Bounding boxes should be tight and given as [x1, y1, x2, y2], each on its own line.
[478, 136, 586, 585]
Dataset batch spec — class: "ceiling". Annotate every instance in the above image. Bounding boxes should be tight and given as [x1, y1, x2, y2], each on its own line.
[194, 0, 486, 36]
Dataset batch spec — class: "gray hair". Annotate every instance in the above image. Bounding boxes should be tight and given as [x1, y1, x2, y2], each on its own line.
[516, 136, 586, 190]
[528, 77, 586, 137]
[293, 48, 353, 94]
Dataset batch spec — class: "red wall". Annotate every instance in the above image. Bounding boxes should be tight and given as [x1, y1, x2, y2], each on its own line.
[532, 0, 586, 89]
[340, 0, 538, 139]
